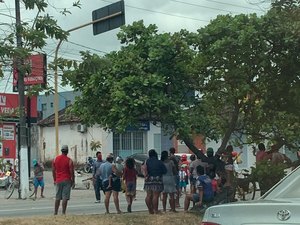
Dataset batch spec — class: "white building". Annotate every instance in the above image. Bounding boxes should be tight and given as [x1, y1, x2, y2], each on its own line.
[37, 107, 162, 163]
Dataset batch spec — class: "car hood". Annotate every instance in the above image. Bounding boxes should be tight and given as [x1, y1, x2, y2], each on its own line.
[203, 199, 300, 225]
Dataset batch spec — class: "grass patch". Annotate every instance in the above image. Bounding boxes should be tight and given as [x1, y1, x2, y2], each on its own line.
[0, 211, 201, 225]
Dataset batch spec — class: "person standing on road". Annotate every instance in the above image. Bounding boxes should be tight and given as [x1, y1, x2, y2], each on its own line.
[169, 147, 180, 207]
[144, 149, 167, 214]
[123, 157, 138, 213]
[33, 159, 45, 200]
[161, 150, 177, 213]
[100, 154, 122, 214]
[92, 151, 103, 203]
[52, 145, 75, 215]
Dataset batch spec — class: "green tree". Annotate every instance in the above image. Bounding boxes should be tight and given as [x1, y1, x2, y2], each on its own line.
[0, 0, 81, 91]
[63, 21, 212, 158]
[63, 1, 300, 158]
[190, 0, 300, 152]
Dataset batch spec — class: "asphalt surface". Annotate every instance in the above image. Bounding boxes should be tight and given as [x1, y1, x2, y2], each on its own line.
[0, 170, 150, 217]
[0, 171, 186, 217]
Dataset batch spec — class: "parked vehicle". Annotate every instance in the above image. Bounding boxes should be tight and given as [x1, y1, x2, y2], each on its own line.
[83, 157, 96, 173]
[201, 166, 300, 225]
[126, 153, 149, 176]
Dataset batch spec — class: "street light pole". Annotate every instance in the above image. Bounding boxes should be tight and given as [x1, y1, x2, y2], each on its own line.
[54, 12, 122, 156]
[15, 0, 29, 199]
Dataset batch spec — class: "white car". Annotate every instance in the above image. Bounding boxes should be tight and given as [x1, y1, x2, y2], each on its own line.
[201, 166, 300, 225]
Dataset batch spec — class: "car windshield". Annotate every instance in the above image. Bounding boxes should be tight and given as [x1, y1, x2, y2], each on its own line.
[263, 166, 300, 200]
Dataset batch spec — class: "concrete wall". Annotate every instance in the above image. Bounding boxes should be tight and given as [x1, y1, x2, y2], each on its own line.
[38, 122, 162, 163]
[39, 123, 109, 163]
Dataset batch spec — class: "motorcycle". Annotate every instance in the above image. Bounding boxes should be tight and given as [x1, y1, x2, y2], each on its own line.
[83, 157, 96, 173]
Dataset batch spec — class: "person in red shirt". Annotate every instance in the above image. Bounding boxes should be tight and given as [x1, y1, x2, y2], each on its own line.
[122, 157, 138, 213]
[52, 145, 75, 215]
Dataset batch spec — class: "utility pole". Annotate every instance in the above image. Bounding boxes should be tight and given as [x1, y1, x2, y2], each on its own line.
[54, 12, 123, 156]
[15, 0, 29, 199]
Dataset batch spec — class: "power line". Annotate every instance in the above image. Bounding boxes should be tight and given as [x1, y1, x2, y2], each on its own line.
[68, 41, 108, 54]
[202, 0, 264, 12]
[100, 0, 209, 23]
[170, 0, 241, 14]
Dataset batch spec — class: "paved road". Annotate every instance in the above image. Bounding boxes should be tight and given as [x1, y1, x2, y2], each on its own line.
[0, 171, 185, 217]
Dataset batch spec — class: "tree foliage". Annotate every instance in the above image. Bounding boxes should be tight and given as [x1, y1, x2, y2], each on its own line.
[63, 1, 300, 157]
[64, 21, 211, 142]
[0, 0, 81, 93]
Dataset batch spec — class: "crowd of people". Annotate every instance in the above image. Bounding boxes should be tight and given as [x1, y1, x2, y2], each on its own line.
[49, 143, 295, 215]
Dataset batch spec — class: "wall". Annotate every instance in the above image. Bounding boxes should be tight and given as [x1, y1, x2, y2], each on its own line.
[39, 123, 110, 163]
[39, 122, 163, 163]
[147, 123, 161, 153]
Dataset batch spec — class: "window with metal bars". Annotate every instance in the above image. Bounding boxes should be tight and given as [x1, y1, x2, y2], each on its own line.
[113, 131, 145, 158]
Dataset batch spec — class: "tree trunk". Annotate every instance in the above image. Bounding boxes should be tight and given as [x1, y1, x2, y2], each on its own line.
[182, 138, 208, 161]
[217, 101, 240, 154]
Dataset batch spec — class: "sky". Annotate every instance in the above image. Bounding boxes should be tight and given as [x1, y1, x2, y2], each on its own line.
[0, 0, 272, 93]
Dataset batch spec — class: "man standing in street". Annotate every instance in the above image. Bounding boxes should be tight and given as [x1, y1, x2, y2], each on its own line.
[93, 151, 103, 203]
[52, 145, 75, 215]
[100, 153, 122, 214]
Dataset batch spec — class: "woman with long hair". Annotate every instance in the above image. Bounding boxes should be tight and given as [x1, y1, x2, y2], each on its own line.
[144, 149, 167, 214]
[123, 157, 138, 213]
[161, 150, 177, 212]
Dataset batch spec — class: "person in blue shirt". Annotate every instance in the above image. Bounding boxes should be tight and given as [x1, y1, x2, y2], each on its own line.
[184, 165, 214, 212]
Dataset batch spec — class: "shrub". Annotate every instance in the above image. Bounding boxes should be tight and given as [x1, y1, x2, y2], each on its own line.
[250, 160, 287, 194]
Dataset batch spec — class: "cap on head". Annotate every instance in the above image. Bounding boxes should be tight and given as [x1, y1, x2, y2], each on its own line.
[116, 156, 123, 162]
[61, 145, 69, 152]
[32, 159, 38, 166]
[181, 154, 187, 160]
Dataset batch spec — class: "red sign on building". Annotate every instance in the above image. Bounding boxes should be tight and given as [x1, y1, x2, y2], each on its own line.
[0, 93, 37, 162]
[0, 93, 37, 118]
[13, 54, 47, 91]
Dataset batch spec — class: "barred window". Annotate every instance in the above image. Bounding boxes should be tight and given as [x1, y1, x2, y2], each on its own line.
[113, 131, 146, 158]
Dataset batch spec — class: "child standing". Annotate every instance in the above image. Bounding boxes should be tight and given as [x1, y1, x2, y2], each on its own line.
[179, 165, 187, 194]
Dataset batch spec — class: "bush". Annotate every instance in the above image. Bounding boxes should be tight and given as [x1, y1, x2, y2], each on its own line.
[250, 160, 287, 194]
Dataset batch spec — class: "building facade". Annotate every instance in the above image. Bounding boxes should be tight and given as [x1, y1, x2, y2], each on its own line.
[37, 91, 167, 163]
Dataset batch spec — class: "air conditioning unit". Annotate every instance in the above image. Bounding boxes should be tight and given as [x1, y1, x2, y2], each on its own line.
[77, 124, 87, 133]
